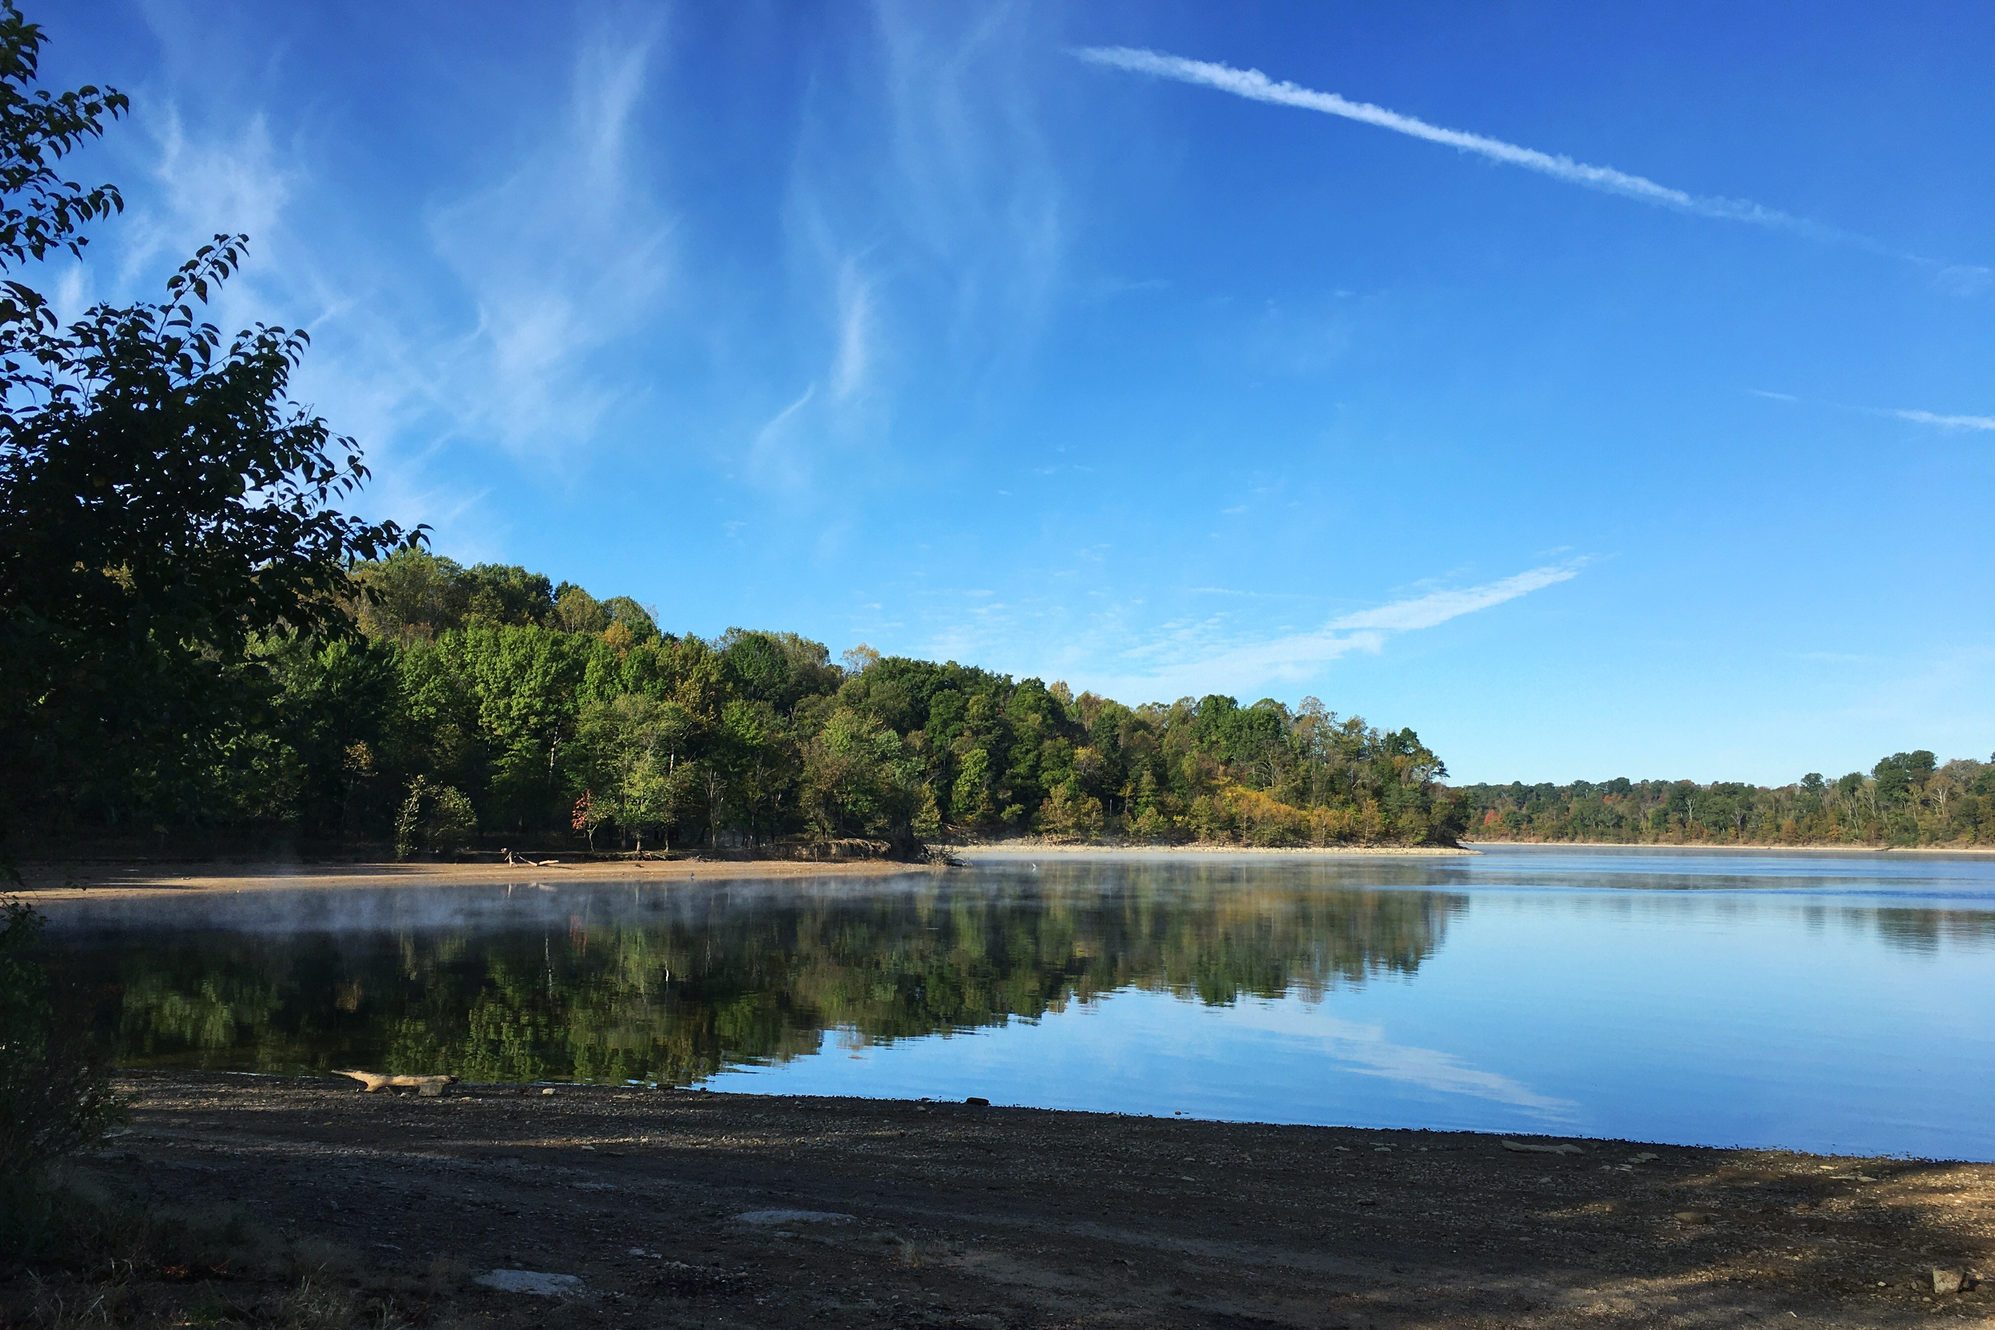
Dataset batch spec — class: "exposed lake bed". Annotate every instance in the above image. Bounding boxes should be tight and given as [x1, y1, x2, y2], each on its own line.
[66, 1069, 1993, 1328]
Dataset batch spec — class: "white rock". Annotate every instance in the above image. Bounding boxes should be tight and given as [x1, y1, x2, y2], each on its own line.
[474, 1269, 586, 1297]
[735, 1208, 856, 1226]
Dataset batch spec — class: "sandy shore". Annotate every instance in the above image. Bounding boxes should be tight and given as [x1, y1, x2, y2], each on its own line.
[15, 837, 1986, 905]
[7, 855, 929, 903]
[17, 1071, 1986, 1329]
[11, 844, 1468, 904]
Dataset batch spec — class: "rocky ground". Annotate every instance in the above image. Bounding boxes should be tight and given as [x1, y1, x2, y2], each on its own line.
[6, 1071, 1989, 1328]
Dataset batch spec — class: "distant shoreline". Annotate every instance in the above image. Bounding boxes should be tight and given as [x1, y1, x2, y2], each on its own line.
[1463, 839, 1995, 857]
[956, 841, 1473, 858]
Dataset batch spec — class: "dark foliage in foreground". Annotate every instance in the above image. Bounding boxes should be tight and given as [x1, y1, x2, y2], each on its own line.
[0, 904, 121, 1243]
[0, 0, 415, 858]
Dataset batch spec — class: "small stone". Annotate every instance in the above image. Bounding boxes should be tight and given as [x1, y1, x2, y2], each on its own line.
[1931, 1268, 1964, 1296]
[474, 1269, 585, 1297]
[1629, 1152, 1660, 1165]
[964, 1096, 990, 1106]
[540, 1087, 555, 1096]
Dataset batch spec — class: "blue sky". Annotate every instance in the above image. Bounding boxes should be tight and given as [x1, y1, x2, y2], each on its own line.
[41, 2, 1995, 784]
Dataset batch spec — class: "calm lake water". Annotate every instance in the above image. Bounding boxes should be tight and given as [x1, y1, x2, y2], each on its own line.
[38, 847, 1995, 1159]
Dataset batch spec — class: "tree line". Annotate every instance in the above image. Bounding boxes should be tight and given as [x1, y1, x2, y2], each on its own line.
[1457, 751, 1995, 847]
[56, 545, 1462, 856]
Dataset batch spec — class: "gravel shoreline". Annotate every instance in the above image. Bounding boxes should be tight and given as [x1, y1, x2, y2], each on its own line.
[24, 1070, 1987, 1328]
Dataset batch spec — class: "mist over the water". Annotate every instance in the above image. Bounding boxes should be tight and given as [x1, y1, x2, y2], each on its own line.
[34, 849, 1995, 1158]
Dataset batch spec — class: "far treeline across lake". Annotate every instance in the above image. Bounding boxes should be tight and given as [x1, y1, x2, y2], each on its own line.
[10, 543, 1991, 857]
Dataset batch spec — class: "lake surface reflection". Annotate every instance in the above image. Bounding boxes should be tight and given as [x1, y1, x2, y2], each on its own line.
[40, 847, 1995, 1159]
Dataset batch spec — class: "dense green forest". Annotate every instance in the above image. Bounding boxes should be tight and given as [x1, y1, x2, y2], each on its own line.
[4, 544, 1464, 854]
[1458, 751, 1995, 848]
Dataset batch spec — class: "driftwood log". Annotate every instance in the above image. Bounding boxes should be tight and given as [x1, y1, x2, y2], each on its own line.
[336, 1070, 458, 1097]
[499, 849, 566, 867]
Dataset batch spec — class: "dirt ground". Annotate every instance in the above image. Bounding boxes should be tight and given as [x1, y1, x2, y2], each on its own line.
[18, 1071, 1989, 1328]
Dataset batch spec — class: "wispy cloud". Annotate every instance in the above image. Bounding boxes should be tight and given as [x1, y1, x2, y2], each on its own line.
[925, 562, 1584, 704]
[1890, 408, 1995, 433]
[1330, 565, 1581, 632]
[748, 384, 819, 487]
[830, 258, 875, 402]
[1090, 563, 1582, 701]
[743, 4, 1070, 495]
[1754, 389, 1995, 433]
[871, 3, 1067, 370]
[121, 107, 297, 293]
[95, 16, 680, 551]
[104, 98, 495, 543]
[427, 24, 674, 458]
[1072, 45, 1982, 282]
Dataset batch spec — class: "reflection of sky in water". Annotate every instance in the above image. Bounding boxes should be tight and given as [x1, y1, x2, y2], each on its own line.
[41, 847, 1995, 1160]
[708, 850, 1995, 1159]
[711, 990, 1580, 1127]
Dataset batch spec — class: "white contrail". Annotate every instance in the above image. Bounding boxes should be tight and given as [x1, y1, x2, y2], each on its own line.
[1073, 45, 1846, 240]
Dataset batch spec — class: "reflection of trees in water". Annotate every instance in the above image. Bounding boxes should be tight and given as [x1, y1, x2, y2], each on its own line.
[1868, 907, 1995, 954]
[68, 871, 1464, 1085]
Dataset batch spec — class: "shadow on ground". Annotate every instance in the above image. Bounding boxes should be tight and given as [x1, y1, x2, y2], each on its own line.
[4, 1072, 1989, 1328]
